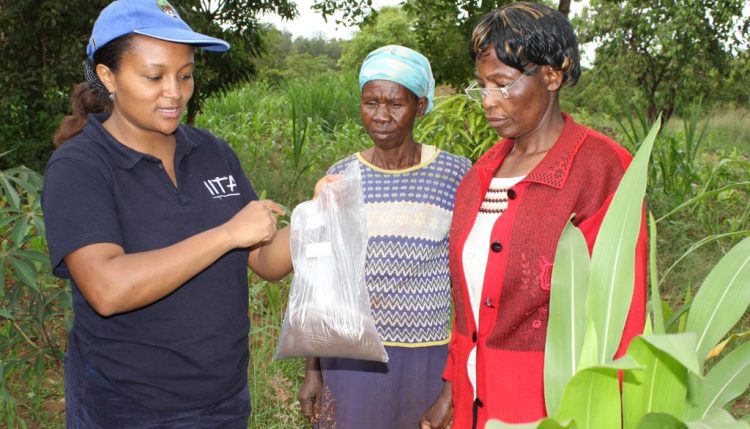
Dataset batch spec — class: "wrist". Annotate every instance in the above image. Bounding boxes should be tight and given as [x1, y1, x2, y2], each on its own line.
[213, 222, 238, 250]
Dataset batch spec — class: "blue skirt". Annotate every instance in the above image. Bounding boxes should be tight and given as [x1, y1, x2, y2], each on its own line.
[318, 344, 448, 429]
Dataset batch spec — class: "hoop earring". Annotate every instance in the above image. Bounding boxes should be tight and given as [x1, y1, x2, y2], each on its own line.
[108, 92, 116, 102]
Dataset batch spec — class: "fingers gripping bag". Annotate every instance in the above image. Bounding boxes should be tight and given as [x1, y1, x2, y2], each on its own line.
[275, 162, 388, 362]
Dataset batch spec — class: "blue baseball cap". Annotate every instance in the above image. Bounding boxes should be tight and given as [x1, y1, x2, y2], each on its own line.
[87, 0, 230, 59]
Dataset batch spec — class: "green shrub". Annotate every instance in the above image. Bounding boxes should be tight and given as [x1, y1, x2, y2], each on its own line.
[0, 165, 69, 428]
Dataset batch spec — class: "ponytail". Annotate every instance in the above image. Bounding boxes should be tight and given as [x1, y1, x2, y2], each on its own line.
[52, 34, 135, 147]
[52, 81, 111, 147]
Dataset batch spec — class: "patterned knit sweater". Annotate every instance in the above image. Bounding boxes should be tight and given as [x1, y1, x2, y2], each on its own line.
[329, 146, 471, 346]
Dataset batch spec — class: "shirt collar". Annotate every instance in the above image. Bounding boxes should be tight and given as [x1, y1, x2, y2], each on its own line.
[475, 113, 587, 190]
[83, 113, 201, 170]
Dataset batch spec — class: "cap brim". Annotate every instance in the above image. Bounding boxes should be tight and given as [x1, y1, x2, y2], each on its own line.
[133, 28, 230, 52]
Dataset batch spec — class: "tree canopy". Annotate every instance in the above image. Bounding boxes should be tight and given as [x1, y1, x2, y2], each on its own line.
[0, 0, 296, 170]
[575, 0, 750, 121]
[315, 0, 575, 88]
[337, 7, 417, 72]
[1, 0, 748, 170]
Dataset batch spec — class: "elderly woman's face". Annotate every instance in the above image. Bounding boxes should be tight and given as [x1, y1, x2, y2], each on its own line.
[475, 48, 554, 139]
[360, 80, 424, 149]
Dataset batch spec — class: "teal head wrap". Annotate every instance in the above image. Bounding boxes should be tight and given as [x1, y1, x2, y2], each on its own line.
[358, 45, 436, 114]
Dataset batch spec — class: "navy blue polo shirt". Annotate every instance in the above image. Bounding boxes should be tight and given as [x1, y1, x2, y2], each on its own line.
[41, 113, 258, 410]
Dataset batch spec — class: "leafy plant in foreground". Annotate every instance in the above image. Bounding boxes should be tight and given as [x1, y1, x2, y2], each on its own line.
[0, 165, 70, 428]
[415, 94, 497, 162]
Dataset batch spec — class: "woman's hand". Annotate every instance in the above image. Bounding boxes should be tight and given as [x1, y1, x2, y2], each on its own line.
[420, 381, 453, 429]
[313, 174, 343, 199]
[298, 357, 323, 423]
[222, 199, 285, 248]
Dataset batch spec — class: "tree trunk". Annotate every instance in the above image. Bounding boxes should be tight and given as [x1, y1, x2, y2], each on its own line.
[558, 0, 571, 17]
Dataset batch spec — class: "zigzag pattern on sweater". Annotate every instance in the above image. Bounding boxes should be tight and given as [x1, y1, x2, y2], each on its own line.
[366, 275, 449, 295]
[366, 241, 448, 264]
[376, 324, 451, 344]
[374, 309, 450, 328]
[368, 288, 450, 311]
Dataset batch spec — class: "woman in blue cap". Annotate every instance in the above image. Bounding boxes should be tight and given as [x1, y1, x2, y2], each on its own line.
[297, 45, 472, 429]
[42, 0, 292, 427]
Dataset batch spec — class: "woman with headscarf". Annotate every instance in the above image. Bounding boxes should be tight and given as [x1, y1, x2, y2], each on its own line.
[420, 3, 647, 428]
[297, 45, 472, 429]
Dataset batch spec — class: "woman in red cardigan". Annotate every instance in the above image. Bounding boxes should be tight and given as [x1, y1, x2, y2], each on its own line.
[420, 3, 647, 428]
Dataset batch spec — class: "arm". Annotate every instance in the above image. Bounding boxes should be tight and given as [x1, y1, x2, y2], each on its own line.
[422, 312, 458, 428]
[298, 357, 323, 423]
[420, 381, 453, 429]
[65, 199, 282, 317]
[248, 225, 292, 281]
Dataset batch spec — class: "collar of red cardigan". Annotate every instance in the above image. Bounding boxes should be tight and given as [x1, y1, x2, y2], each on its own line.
[473, 112, 588, 190]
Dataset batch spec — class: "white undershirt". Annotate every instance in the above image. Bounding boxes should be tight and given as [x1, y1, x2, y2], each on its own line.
[462, 176, 524, 398]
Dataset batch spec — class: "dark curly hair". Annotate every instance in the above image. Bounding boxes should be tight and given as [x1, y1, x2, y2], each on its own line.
[470, 1, 580, 87]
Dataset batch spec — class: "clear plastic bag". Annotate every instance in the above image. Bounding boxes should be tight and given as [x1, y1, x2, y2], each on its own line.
[275, 162, 388, 362]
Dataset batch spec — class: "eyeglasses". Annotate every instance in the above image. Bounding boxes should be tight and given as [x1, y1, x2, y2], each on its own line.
[464, 66, 539, 101]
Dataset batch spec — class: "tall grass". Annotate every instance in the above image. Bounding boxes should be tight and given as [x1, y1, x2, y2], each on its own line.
[197, 73, 368, 209]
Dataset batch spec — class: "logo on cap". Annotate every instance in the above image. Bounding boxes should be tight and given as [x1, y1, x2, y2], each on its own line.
[157, 0, 180, 19]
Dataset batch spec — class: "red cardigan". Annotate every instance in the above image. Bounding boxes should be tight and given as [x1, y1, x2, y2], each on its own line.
[444, 114, 647, 427]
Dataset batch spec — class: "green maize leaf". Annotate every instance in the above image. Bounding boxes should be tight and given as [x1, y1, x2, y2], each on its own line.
[686, 236, 750, 362]
[545, 220, 590, 416]
[662, 300, 676, 333]
[679, 286, 693, 334]
[623, 334, 697, 429]
[485, 418, 578, 429]
[687, 407, 750, 429]
[687, 340, 750, 420]
[556, 366, 623, 429]
[686, 373, 705, 420]
[587, 117, 659, 364]
[636, 413, 687, 429]
[643, 314, 653, 335]
[637, 334, 702, 376]
[7, 255, 38, 293]
[602, 354, 642, 371]
[649, 213, 665, 334]
[577, 317, 599, 370]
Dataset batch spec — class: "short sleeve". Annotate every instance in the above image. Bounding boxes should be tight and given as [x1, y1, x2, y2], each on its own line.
[41, 157, 124, 278]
